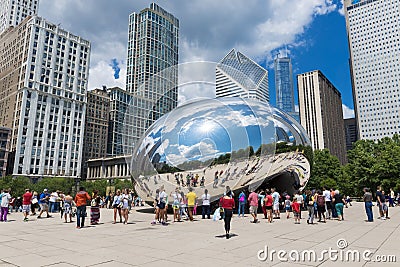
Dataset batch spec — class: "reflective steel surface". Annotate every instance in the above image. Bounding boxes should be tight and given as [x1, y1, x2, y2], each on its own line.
[130, 98, 312, 204]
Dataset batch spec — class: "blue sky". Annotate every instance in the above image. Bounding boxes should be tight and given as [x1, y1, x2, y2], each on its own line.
[39, 0, 354, 117]
[266, 9, 354, 117]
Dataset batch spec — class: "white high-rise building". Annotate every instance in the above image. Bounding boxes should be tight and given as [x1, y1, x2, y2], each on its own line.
[344, 0, 400, 140]
[216, 49, 269, 102]
[123, 3, 179, 153]
[0, 0, 39, 34]
[0, 16, 90, 178]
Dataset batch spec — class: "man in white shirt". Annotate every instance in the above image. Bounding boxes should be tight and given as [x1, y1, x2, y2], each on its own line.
[323, 187, 332, 219]
[49, 191, 58, 213]
[295, 191, 304, 219]
[201, 189, 211, 219]
[271, 188, 280, 219]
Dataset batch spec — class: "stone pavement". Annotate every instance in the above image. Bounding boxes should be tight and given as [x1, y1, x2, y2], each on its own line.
[0, 202, 399, 267]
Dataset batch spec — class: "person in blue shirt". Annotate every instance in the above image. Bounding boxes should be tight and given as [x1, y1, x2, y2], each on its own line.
[238, 191, 246, 217]
[37, 189, 51, 219]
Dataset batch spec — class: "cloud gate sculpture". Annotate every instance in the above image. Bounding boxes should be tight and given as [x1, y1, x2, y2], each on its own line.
[130, 98, 312, 205]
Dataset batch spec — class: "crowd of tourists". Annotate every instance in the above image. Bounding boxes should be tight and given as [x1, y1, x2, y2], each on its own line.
[0, 187, 143, 228]
[0, 184, 398, 237]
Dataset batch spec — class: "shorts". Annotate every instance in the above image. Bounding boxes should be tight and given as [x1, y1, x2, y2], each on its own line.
[285, 206, 290, 211]
[265, 206, 272, 210]
[249, 205, 258, 214]
[273, 203, 279, 211]
[293, 211, 300, 217]
[173, 204, 180, 210]
[64, 202, 72, 214]
[112, 204, 120, 209]
[40, 203, 49, 211]
[22, 205, 30, 213]
[378, 203, 387, 211]
[158, 202, 166, 209]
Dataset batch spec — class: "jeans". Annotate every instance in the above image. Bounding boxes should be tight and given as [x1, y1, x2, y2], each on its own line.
[307, 206, 314, 223]
[202, 205, 210, 219]
[0, 207, 8, 221]
[224, 209, 233, 233]
[54, 202, 60, 213]
[365, 201, 373, 221]
[76, 206, 86, 227]
[238, 202, 245, 217]
[49, 202, 56, 213]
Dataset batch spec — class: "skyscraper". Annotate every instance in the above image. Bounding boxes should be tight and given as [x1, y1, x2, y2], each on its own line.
[297, 70, 347, 164]
[0, 16, 90, 178]
[344, 0, 400, 140]
[274, 56, 295, 111]
[344, 118, 358, 151]
[0, 127, 11, 177]
[0, 0, 39, 34]
[82, 88, 110, 178]
[106, 86, 133, 156]
[125, 3, 179, 151]
[216, 49, 269, 102]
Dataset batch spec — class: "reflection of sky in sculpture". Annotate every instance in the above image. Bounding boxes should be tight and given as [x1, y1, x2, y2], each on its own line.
[135, 98, 276, 169]
[132, 98, 312, 203]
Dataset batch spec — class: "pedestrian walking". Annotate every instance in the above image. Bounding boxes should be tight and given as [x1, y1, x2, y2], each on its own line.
[0, 189, 11, 222]
[248, 190, 259, 223]
[220, 190, 235, 239]
[74, 187, 91, 229]
[201, 189, 211, 219]
[237, 190, 246, 217]
[90, 190, 101, 225]
[22, 189, 32, 222]
[186, 187, 197, 221]
[363, 188, 373, 222]
[37, 189, 51, 219]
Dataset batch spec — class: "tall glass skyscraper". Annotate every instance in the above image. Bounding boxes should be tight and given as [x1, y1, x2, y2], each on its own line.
[216, 49, 269, 102]
[344, 0, 400, 140]
[123, 3, 179, 153]
[274, 56, 295, 114]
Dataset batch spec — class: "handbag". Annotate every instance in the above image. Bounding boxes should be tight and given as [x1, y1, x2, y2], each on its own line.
[31, 198, 38, 204]
[118, 202, 124, 208]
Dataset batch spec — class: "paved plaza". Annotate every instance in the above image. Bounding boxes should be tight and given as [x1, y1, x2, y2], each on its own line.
[0, 202, 399, 267]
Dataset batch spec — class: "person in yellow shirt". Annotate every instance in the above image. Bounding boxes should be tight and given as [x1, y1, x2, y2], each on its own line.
[186, 187, 197, 221]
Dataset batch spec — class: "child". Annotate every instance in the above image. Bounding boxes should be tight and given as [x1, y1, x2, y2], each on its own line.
[345, 196, 352, 207]
[285, 195, 291, 219]
[291, 197, 300, 224]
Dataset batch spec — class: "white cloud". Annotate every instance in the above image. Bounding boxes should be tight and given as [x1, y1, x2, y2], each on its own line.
[38, 0, 340, 96]
[87, 60, 126, 90]
[166, 141, 220, 165]
[342, 104, 355, 119]
[338, 0, 345, 16]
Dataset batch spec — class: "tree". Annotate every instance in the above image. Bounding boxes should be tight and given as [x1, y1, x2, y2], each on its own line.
[306, 149, 342, 190]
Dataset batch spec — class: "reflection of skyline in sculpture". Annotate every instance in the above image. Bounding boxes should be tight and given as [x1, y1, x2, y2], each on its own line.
[130, 98, 312, 204]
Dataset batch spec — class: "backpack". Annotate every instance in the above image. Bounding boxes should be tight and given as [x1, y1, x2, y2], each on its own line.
[317, 195, 325, 207]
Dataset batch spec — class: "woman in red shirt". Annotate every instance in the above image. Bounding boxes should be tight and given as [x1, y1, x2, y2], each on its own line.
[220, 191, 235, 239]
[264, 189, 273, 223]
